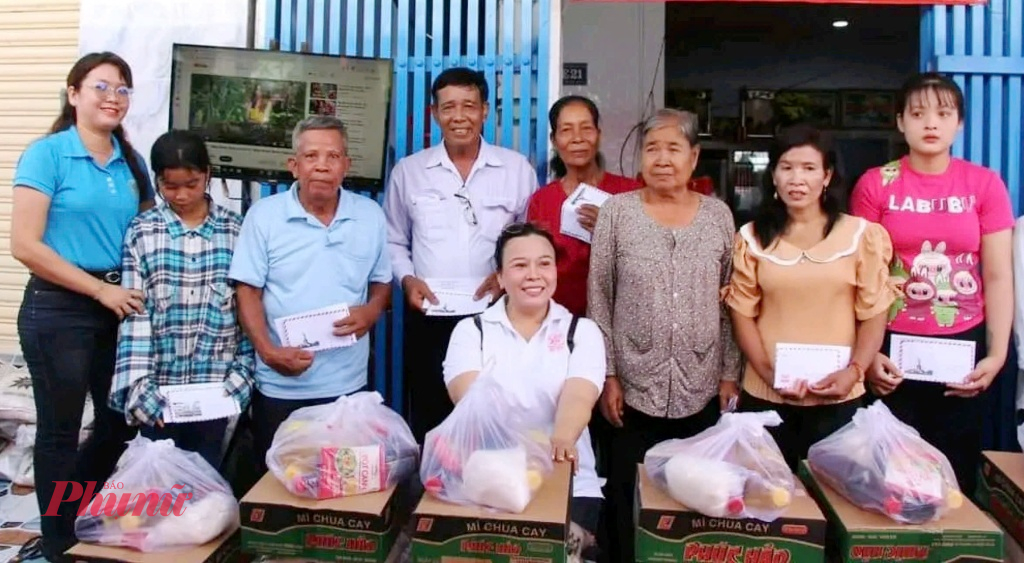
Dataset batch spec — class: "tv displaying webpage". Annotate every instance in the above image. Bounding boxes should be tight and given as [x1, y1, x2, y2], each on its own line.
[170, 44, 392, 190]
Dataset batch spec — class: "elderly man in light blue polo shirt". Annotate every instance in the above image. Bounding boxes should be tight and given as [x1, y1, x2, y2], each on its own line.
[229, 115, 391, 472]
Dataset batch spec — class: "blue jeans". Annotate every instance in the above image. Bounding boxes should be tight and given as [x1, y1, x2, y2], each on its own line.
[18, 279, 137, 562]
[140, 417, 230, 470]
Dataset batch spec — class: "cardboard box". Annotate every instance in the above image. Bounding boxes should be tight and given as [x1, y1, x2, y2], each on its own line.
[65, 527, 242, 563]
[240, 472, 401, 561]
[978, 451, 1024, 555]
[800, 461, 1003, 562]
[635, 464, 827, 562]
[988, 516, 1024, 563]
[409, 462, 572, 562]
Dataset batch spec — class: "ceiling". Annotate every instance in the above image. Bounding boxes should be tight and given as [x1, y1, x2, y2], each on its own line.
[667, 3, 920, 53]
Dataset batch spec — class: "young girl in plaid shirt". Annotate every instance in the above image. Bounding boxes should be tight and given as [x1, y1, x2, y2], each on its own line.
[109, 130, 255, 468]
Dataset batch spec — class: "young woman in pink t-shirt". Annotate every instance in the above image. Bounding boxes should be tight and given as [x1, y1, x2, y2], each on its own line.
[850, 72, 1014, 495]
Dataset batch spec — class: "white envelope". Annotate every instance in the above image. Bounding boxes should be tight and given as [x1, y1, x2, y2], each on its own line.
[423, 277, 490, 317]
[160, 383, 240, 423]
[889, 335, 976, 384]
[273, 303, 357, 352]
[773, 343, 852, 389]
[560, 183, 611, 244]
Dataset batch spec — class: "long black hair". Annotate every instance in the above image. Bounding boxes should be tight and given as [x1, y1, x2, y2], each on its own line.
[752, 124, 843, 249]
[896, 72, 964, 120]
[150, 130, 211, 178]
[548, 95, 605, 178]
[249, 84, 264, 109]
[52, 52, 149, 197]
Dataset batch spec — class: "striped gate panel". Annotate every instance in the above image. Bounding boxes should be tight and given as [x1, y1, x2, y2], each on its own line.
[924, 1, 1023, 214]
[262, 0, 552, 413]
[922, 0, 1024, 451]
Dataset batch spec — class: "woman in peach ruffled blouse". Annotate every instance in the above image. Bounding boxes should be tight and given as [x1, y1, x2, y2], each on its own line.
[725, 125, 896, 470]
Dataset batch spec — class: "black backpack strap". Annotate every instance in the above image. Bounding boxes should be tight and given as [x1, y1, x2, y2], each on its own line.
[472, 314, 483, 350]
[567, 315, 579, 354]
[475, 313, 576, 352]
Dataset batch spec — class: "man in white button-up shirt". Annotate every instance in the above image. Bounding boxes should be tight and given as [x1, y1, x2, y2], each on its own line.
[383, 67, 539, 441]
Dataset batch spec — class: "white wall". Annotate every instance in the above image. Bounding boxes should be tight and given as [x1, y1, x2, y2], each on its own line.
[79, 0, 250, 211]
[560, 2, 665, 179]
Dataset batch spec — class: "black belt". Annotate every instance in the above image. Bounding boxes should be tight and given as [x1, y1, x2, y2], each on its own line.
[28, 269, 121, 293]
[86, 269, 122, 284]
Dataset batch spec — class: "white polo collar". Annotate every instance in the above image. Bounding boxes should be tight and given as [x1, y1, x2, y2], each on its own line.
[480, 296, 573, 333]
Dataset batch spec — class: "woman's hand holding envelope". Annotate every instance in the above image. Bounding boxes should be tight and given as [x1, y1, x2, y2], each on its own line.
[867, 353, 903, 396]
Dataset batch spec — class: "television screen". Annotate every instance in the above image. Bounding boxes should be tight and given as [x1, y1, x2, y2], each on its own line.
[169, 44, 392, 191]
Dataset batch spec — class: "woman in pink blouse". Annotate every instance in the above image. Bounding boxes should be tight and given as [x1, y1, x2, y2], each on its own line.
[850, 72, 1014, 494]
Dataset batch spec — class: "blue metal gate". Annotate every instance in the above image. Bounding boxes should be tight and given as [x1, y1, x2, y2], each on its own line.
[922, 0, 1024, 451]
[922, 0, 1023, 214]
[261, 0, 552, 412]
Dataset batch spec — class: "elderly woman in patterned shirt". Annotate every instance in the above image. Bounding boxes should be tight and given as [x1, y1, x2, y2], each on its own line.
[588, 108, 742, 561]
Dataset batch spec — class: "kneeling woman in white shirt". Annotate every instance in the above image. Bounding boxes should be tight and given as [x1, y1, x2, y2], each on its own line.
[443, 222, 605, 548]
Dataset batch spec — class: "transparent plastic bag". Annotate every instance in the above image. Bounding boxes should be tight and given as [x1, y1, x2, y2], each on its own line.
[267, 391, 418, 499]
[807, 401, 963, 524]
[419, 373, 553, 513]
[644, 411, 795, 521]
[74, 436, 238, 552]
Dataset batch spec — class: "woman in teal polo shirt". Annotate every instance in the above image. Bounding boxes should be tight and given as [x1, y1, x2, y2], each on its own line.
[10, 52, 154, 562]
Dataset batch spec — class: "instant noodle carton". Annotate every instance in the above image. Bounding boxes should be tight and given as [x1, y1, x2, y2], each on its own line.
[239, 472, 406, 561]
[66, 528, 242, 562]
[977, 451, 1024, 558]
[635, 464, 826, 563]
[801, 461, 1003, 562]
[409, 462, 572, 562]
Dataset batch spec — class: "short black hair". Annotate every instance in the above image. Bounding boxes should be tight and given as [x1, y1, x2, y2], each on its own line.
[431, 67, 488, 105]
[494, 222, 557, 270]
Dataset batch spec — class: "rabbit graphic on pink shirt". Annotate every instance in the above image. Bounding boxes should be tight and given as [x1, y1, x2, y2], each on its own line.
[911, 241, 952, 280]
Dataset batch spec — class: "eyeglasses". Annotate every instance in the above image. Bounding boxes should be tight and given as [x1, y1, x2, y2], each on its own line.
[86, 81, 132, 100]
[453, 184, 478, 226]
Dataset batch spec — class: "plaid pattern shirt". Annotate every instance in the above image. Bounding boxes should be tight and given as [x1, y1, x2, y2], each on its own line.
[110, 200, 255, 426]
